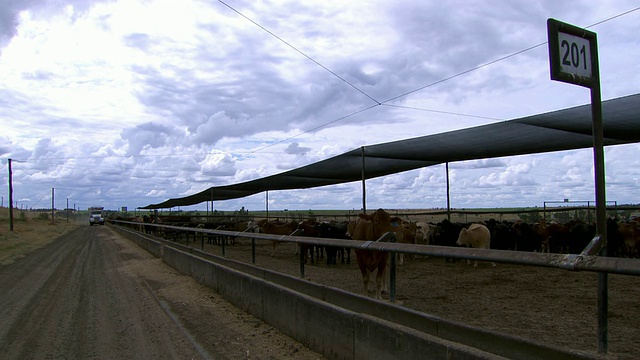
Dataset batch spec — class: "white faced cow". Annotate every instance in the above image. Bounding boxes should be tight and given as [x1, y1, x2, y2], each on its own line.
[456, 223, 497, 268]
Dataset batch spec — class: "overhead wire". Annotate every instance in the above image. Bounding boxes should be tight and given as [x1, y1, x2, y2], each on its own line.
[189, 4, 640, 178]
[585, 5, 640, 28]
[225, 4, 640, 151]
[217, 0, 382, 106]
[20, 5, 637, 167]
[380, 43, 546, 104]
[382, 104, 503, 121]
[9, 5, 640, 182]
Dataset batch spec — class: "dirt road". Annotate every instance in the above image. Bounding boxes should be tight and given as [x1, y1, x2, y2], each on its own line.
[0, 225, 325, 360]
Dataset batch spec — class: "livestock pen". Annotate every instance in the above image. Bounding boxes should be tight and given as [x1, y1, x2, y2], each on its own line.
[112, 216, 640, 359]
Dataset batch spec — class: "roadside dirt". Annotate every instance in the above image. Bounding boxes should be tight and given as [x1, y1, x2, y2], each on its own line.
[0, 225, 326, 360]
[0, 215, 80, 265]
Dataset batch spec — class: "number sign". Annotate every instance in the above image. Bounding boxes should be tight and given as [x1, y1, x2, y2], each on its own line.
[558, 32, 591, 77]
[547, 18, 598, 88]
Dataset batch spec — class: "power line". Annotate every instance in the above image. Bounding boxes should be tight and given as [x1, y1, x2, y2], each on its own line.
[382, 104, 504, 121]
[379, 6, 640, 104]
[231, 4, 640, 146]
[120, 2, 640, 173]
[585, 6, 640, 28]
[7, 6, 639, 179]
[247, 104, 380, 154]
[381, 43, 546, 104]
[217, 0, 381, 106]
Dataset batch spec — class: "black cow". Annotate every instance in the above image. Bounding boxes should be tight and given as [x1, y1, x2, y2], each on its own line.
[429, 219, 465, 262]
[318, 221, 351, 265]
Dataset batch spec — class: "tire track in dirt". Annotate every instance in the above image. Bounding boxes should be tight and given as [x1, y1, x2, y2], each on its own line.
[0, 226, 208, 359]
[0, 225, 326, 360]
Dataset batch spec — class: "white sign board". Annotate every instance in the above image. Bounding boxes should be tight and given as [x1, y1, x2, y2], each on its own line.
[547, 18, 598, 88]
[557, 32, 592, 78]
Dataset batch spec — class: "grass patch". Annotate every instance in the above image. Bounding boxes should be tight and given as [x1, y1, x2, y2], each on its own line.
[0, 207, 82, 265]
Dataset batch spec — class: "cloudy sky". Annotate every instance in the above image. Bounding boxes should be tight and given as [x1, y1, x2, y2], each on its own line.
[1, 0, 639, 212]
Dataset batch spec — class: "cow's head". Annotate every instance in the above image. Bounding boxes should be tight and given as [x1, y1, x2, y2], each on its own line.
[359, 209, 402, 238]
[359, 208, 388, 223]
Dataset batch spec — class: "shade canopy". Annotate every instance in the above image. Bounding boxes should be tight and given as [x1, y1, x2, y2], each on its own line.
[141, 93, 640, 210]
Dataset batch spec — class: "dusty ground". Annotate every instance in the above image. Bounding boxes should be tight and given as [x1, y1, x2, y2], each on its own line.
[0, 224, 326, 359]
[196, 235, 640, 360]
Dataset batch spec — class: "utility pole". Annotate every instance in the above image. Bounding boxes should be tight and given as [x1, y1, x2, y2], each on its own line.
[51, 187, 55, 225]
[8, 158, 14, 231]
[446, 162, 451, 221]
[361, 146, 366, 213]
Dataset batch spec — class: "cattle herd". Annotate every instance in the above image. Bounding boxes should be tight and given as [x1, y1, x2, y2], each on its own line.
[119, 208, 640, 300]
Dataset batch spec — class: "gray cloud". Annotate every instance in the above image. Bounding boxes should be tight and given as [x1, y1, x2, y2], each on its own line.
[2, 1, 639, 211]
[0, 0, 97, 49]
[284, 142, 311, 155]
[0, 0, 35, 48]
[452, 159, 507, 169]
[120, 122, 180, 155]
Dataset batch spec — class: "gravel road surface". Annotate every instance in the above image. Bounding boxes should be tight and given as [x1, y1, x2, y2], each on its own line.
[0, 225, 325, 360]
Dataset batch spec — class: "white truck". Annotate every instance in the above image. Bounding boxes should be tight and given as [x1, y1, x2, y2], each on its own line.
[89, 206, 105, 226]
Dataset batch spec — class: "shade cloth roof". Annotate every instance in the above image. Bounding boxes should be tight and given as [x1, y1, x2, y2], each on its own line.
[141, 93, 640, 209]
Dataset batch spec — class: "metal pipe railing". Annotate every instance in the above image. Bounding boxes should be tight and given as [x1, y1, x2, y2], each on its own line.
[112, 220, 639, 358]
[111, 220, 640, 277]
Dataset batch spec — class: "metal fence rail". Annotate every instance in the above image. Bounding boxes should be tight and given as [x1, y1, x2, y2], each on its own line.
[112, 220, 640, 276]
[113, 220, 640, 276]
[112, 219, 639, 357]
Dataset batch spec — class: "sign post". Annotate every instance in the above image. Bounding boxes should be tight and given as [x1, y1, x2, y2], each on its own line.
[548, 18, 607, 354]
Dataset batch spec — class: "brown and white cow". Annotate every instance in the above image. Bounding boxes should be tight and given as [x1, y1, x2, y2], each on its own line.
[351, 209, 402, 299]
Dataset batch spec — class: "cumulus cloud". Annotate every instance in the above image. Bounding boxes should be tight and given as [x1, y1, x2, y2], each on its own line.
[452, 159, 507, 169]
[120, 122, 180, 155]
[284, 142, 311, 155]
[2, 1, 639, 210]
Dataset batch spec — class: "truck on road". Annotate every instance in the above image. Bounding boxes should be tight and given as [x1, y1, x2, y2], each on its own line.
[89, 207, 105, 226]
